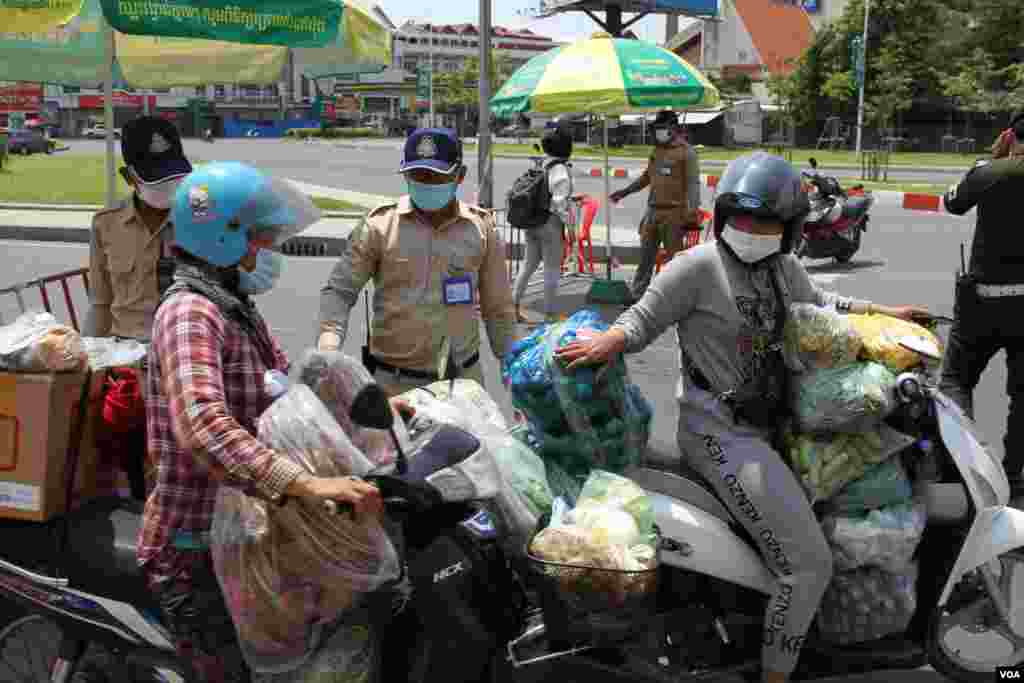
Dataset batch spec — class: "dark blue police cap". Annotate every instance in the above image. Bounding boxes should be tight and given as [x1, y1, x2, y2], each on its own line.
[399, 128, 462, 175]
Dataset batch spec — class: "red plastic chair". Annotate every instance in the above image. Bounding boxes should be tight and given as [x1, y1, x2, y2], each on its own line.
[656, 208, 713, 273]
[563, 194, 599, 274]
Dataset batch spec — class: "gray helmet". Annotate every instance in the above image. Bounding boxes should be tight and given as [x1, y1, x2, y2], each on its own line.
[714, 151, 809, 253]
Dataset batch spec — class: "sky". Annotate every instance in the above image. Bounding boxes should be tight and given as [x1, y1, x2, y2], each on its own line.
[378, 1, 683, 45]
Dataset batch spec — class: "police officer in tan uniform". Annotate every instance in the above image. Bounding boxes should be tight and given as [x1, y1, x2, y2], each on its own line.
[83, 116, 192, 501]
[317, 128, 517, 397]
[610, 110, 702, 300]
[85, 116, 193, 340]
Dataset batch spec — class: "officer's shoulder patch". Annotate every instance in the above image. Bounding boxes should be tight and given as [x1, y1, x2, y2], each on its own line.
[91, 200, 132, 224]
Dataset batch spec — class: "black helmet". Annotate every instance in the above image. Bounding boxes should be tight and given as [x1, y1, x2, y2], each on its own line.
[541, 125, 573, 159]
[652, 110, 679, 128]
[713, 151, 809, 254]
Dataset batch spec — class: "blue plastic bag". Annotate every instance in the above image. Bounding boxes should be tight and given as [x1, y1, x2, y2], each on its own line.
[502, 310, 653, 481]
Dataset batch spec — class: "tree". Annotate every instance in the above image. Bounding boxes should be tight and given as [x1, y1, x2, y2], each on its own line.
[865, 44, 913, 133]
[433, 53, 514, 112]
[764, 61, 801, 144]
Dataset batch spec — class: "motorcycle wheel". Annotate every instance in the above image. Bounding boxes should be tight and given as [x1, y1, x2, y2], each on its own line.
[927, 558, 1024, 682]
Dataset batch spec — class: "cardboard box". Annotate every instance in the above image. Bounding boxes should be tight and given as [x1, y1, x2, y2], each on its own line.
[0, 371, 101, 522]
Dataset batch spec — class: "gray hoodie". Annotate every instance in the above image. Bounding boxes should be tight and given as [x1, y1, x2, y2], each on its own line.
[615, 240, 868, 400]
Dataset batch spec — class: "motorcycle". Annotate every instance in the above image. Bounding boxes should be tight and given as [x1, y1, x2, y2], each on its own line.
[3, 325, 1024, 683]
[0, 382, 524, 683]
[795, 157, 874, 264]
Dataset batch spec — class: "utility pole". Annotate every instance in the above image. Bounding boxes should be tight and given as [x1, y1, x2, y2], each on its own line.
[477, 0, 493, 208]
[854, 0, 870, 154]
[428, 25, 435, 127]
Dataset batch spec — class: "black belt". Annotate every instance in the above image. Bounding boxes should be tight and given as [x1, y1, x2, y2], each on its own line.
[373, 352, 480, 381]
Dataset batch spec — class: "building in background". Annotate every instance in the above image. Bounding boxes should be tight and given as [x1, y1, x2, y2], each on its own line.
[667, 0, 815, 100]
[28, 4, 564, 137]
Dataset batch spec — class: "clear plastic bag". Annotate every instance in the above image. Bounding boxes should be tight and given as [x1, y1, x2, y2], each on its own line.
[576, 470, 655, 545]
[211, 384, 401, 674]
[816, 563, 919, 645]
[291, 350, 407, 469]
[827, 457, 914, 515]
[394, 379, 538, 550]
[81, 337, 147, 371]
[530, 470, 657, 572]
[0, 310, 86, 372]
[848, 314, 943, 372]
[783, 425, 915, 504]
[783, 303, 862, 373]
[822, 500, 927, 573]
[502, 310, 653, 481]
[792, 362, 898, 433]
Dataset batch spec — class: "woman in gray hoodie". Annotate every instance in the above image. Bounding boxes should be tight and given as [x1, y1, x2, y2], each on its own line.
[556, 152, 928, 683]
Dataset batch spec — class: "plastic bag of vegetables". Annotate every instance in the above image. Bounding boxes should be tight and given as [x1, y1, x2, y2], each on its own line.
[783, 303, 862, 373]
[792, 361, 898, 433]
[816, 563, 919, 645]
[847, 314, 943, 372]
[502, 310, 653, 481]
[573, 470, 656, 546]
[827, 457, 914, 516]
[783, 425, 915, 504]
[821, 500, 927, 573]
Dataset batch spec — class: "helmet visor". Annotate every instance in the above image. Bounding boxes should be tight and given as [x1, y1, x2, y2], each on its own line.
[238, 177, 322, 247]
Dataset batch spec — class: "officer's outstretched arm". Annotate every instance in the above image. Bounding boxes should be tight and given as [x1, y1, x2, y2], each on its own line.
[317, 218, 378, 350]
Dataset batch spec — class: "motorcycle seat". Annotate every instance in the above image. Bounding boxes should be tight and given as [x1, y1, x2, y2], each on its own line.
[63, 497, 157, 611]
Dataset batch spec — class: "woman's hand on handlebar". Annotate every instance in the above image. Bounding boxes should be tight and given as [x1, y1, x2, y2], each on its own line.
[287, 474, 384, 519]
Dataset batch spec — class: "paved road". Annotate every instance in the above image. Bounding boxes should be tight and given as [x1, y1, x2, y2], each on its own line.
[58, 139, 973, 233]
[0, 154, 1004, 682]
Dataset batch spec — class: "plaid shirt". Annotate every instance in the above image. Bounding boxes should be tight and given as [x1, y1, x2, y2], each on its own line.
[139, 291, 306, 577]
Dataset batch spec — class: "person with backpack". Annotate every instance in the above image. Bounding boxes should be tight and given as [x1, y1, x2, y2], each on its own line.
[510, 125, 574, 324]
[609, 109, 702, 300]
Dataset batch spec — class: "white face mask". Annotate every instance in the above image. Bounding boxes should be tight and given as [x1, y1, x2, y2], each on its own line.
[721, 225, 782, 264]
[654, 129, 672, 144]
[134, 176, 182, 210]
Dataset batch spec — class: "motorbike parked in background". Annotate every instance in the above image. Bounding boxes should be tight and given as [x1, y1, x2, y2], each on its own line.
[795, 157, 874, 264]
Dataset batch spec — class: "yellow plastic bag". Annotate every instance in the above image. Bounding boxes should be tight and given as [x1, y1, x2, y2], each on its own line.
[847, 314, 943, 372]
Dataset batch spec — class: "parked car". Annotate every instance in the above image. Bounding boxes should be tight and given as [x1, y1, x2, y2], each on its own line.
[82, 126, 121, 139]
[7, 128, 51, 155]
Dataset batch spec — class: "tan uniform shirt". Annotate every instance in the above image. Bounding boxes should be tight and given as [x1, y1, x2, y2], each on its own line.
[319, 197, 517, 372]
[88, 198, 170, 341]
[640, 141, 699, 228]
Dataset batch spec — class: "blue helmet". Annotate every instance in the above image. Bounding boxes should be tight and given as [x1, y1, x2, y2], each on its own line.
[171, 162, 321, 267]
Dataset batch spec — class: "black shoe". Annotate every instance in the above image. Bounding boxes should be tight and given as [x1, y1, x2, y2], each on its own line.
[1007, 476, 1024, 506]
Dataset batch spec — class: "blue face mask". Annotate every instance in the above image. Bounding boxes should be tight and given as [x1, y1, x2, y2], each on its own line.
[238, 249, 283, 295]
[407, 179, 458, 212]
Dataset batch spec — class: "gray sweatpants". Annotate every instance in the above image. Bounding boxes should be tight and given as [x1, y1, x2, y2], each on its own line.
[513, 215, 563, 317]
[675, 388, 833, 675]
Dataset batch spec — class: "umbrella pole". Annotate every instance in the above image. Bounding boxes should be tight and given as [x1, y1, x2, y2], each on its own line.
[103, 16, 116, 209]
[604, 116, 612, 280]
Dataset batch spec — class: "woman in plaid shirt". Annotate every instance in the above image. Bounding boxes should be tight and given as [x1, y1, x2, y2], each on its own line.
[139, 163, 384, 682]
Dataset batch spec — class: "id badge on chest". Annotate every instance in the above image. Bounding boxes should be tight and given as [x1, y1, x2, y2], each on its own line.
[657, 161, 674, 177]
[442, 274, 474, 305]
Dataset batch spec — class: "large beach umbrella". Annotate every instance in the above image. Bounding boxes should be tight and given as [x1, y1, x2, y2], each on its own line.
[0, 0, 392, 204]
[492, 33, 719, 290]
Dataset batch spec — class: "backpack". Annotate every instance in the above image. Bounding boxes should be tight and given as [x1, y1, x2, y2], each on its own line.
[506, 160, 565, 230]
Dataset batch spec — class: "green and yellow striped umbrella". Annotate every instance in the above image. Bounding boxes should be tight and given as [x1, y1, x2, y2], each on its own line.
[491, 32, 719, 116]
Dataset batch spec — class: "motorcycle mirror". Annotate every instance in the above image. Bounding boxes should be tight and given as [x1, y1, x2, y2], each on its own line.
[809, 157, 819, 169]
[350, 384, 410, 474]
